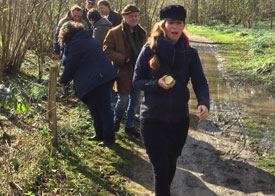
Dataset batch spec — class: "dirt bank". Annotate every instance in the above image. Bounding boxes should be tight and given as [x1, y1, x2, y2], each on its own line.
[129, 34, 275, 196]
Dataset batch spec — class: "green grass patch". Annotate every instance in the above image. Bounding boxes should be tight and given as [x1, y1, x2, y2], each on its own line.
[187, 24, 275, 92]
[259, 152, 275, 174]
[0, 64, 143, 195]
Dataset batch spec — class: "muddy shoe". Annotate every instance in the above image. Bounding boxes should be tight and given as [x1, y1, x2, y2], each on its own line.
[61, 89, 69, 98]
[98, 141, 114, 147]
[88, 135, 103, 141]
[125, 127, 140, 137]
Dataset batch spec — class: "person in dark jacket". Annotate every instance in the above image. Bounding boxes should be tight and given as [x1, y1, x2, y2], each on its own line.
[58, 21, 118, 147]
[133, 5, 209, 196]
[97, 0, 122, 111]
[54, 5, 89, 98]
[54, 5, 88, 60]
[87, 8, 112, 46]
[82, 0, 97, 31]
[97, 0, 122, 27]
[54, 3, 92, 59]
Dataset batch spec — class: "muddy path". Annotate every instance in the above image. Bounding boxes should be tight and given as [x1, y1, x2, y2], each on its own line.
[129, 35, 275, 196]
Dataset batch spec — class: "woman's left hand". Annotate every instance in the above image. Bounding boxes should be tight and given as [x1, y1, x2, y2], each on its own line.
[158, 75, 176, 90]
[198, 105, 208, 121]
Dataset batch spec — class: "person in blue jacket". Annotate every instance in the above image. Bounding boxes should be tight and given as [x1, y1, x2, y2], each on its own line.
[54, 5, 89, 98]
[58, 21, 118, 147]
[54, 5, 88, 60]
[133, 5, 210, 196]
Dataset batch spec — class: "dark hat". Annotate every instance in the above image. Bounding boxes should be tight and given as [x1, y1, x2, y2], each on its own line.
[121, 5, 140, 15]
[86, 0, 95, 3]
[160, 5, 186, 21]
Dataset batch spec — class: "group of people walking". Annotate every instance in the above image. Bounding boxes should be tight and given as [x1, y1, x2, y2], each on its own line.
[55, 1, 210, 195]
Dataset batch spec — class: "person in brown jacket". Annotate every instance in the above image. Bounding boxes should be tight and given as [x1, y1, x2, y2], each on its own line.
[103, 4, 146, 137]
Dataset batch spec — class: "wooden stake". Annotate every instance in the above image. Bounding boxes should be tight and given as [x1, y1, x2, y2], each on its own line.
[48, 64, 58, 147]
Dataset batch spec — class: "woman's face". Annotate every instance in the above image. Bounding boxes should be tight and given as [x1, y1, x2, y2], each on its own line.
[164, 20, 184, 44]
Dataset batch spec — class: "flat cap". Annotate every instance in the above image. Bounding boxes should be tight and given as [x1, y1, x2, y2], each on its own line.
[121, 5, 140, 15]
[160, 5, 186, 21]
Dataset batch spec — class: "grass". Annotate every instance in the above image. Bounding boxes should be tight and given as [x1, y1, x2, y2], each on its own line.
[187, 24, 275, 92]
[187, 23, 275, 174]
[259, 152, 275, 174]
[0, 58, 145, 195]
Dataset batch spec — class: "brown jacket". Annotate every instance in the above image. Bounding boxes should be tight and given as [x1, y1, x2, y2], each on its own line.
[103, 23, 146, 94]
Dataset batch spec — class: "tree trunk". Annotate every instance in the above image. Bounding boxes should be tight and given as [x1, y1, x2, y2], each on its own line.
[0, 65, 3, 84]
[189, 0, 199, 23]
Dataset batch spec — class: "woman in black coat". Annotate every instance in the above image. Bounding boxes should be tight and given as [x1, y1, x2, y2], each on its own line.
[133, 5, 209, 196]
[58, 21, 117, 146]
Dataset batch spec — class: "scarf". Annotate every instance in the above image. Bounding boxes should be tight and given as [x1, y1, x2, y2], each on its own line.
[123, 22, 142, 62]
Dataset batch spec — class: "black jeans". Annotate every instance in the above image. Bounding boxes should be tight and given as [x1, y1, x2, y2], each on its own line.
[140, 117, 189, 196]
[81, 81, 115, 143]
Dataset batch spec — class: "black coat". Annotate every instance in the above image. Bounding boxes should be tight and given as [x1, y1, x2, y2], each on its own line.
[60, 30, 117, 99]
[107, 10, 122, 27]
[133, 36, 209, 122]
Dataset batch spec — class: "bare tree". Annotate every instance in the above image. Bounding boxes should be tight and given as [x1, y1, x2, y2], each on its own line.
[260, 0, 275, 29]
[0, 0, 80, 83]
[189, 0, 199, 23]
[1, 0, 270, 85]
[0, 0, 50, 82]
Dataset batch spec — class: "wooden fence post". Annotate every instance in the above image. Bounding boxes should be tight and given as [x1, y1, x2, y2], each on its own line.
[48, 64, 58, 147]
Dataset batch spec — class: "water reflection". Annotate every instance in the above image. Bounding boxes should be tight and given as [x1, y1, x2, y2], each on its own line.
[189, 48, 275, 128]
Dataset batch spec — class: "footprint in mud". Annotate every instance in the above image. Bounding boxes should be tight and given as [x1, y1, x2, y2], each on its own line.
[172, 169, 217, 196]
[172, 134, 275, 196]
[223, 177, 241, 187]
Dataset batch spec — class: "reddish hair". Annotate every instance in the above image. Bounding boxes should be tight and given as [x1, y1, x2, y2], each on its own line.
[147, 20, 188, 71]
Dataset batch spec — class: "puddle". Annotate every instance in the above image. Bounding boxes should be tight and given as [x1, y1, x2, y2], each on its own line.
[188, 41, 275, 149]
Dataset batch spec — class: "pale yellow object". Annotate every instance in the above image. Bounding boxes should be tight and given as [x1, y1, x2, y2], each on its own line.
[165, 76, 174, 85]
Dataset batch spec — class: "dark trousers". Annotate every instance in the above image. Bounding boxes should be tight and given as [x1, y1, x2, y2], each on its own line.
[81, 81, 115, 143]
[140, 117, 189, 196]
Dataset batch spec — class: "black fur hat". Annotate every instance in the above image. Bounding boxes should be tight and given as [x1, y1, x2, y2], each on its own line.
[160, 5, 186, 22]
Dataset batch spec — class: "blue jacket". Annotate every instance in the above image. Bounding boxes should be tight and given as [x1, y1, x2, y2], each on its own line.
[133, 36, 209, 122]
[60, 30, 117, 99]
[54, 12, 89, 56]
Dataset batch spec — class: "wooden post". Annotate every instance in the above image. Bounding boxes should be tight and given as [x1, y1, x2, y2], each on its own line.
[48, 64, 58, 147]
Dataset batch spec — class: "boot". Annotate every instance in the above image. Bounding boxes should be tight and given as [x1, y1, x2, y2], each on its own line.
[114, 117, 122, 132]
[125, 127, 140, 137]
[61, 85, 69, 98]
[88, 135, 103, 141]
[98, 140, 115, 147]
